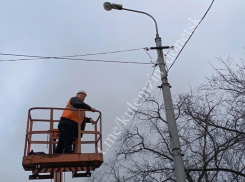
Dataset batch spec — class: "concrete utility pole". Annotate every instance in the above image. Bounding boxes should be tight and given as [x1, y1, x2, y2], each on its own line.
[103, 2, 186, 182]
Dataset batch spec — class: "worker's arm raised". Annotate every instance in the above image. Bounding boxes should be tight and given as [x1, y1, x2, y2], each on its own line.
[91, 108, 98, 112]
[70, 97, 92, 110]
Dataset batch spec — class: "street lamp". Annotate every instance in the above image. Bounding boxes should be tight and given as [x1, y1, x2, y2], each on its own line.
[103, 2, 186, 182]
[103, 2, 159, 37]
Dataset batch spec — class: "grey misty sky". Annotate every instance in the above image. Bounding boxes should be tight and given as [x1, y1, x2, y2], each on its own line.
[0, 0, 244, 181]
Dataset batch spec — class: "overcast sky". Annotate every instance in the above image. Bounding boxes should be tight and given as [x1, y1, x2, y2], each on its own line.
[0, 0, 245, 181]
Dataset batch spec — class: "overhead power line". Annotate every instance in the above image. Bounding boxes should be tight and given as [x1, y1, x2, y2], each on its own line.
[166, 0, 215, 73]
[62, 48, 145, 57]
[0, 57, 153, 65]
[0, 47, 145, 59]
[0, 47, 155, 65]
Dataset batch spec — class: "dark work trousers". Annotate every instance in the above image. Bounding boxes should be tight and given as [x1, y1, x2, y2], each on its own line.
[55, 124, 76, 153]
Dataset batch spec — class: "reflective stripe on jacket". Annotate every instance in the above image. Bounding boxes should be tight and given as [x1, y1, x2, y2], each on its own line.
[61, 100, 85, 123]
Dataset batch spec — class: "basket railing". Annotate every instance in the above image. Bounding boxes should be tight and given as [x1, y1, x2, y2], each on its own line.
[23, 107, 102, 157]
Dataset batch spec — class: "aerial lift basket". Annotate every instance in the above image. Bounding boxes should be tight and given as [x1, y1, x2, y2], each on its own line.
[22, 107, 103, 180]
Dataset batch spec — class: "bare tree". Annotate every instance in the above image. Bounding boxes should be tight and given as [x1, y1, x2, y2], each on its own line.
[88, 55, 245, 182]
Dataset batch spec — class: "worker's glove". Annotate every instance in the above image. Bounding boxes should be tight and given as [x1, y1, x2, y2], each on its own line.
[91, 108, 97, 112]
[90, 118, 96, 125]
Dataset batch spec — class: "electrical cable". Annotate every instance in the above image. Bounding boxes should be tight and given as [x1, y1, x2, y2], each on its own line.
[144, 55, 160, 93]
[63, 47, 145, 57]
[144, 48, 153, 64]
[0, 47, 145, 58]
[0, 57, 153, 65]
[0, 48, 154, 65]
[166, 0, 215, 73]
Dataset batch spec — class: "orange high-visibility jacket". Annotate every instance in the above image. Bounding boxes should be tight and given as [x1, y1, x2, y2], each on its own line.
[61, 99, 85, 123]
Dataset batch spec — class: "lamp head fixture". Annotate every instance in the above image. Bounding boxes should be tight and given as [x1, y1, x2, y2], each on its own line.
[103, 2, 123, 11]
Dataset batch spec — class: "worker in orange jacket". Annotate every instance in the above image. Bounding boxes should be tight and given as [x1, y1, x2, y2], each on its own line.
[55, 90, 97, 154]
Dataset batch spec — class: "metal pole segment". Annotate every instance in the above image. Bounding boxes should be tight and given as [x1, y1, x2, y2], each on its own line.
[78, 110, 81, 153]
[54, 172, 63, 182]
[122, 8, 159, 37]
[27, 118, 33, 154]
[155, 37, 186, 182]
[95, 122, 98, 153]
[100, 113, 102, 152]
[49, 109, 54, 154]
[150, 46, 170, 50]
[24, 110, 31, 156]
